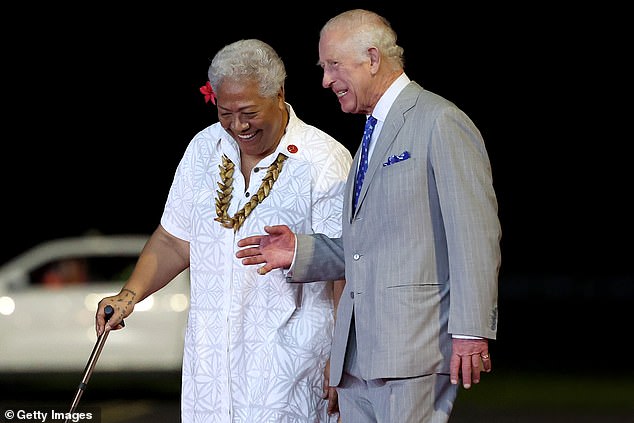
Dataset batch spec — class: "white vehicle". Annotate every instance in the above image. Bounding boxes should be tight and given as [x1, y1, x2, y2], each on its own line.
[0, 234, 189, 374]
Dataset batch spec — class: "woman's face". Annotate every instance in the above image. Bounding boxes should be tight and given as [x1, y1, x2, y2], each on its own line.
[216, 78, 287, 159]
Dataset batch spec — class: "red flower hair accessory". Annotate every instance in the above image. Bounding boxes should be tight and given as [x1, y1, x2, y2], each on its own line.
[200, 81, 216, 105]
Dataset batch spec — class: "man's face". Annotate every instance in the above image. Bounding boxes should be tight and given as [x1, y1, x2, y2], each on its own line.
[318, 30, 374, 116]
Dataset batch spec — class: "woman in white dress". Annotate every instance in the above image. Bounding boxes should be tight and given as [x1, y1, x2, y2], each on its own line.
[95, 39, 352, 422]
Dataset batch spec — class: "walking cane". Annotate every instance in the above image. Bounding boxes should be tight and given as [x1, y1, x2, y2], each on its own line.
[65, 304, 123, 422]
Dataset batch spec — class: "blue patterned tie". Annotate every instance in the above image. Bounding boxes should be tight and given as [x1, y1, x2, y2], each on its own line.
[353, 115, 377, 211]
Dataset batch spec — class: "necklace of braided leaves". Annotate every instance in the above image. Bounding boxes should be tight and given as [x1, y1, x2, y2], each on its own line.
[214, 152, 288, 232]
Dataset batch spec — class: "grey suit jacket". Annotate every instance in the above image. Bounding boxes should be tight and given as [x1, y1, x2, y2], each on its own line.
[290, 81, 501, 385]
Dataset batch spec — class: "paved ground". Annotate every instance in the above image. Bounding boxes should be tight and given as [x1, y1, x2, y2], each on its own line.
[2, 370, 633, 422]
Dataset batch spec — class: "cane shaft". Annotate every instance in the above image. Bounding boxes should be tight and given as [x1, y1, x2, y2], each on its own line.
[66, 305, 117, 421]
[67, 330, 110, 415]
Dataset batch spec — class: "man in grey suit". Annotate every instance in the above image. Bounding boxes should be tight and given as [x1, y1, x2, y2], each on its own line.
[237, 9, 501, 423]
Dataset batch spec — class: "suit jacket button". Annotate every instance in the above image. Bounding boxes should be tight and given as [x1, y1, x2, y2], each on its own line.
[353, 253, 360, 260]
[350, 291, 354, 299]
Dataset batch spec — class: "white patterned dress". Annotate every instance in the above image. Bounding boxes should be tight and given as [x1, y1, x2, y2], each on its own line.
[160, 104, 352, 422]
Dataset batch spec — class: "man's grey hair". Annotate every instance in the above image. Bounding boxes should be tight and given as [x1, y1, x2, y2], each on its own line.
[321, 9, 404, 70]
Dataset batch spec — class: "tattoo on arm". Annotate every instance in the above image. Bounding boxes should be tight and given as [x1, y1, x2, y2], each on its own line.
[115, 288, 138, 317]
[121, 288, 137, 297]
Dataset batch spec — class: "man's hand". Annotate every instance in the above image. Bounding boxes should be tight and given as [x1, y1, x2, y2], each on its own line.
[322, 359, 339, 418]
[236, 225, 296, 275]
[449, 338, 492, 389]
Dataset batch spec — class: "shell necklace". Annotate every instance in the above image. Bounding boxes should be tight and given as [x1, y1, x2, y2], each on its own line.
[214, 152, 288, 232]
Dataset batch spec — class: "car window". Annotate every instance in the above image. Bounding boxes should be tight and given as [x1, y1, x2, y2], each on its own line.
[29, 256, 137, 288]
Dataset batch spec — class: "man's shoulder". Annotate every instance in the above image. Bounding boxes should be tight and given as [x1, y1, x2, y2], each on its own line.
[394, 82, 460, 119]
[402, 82, 454, 107]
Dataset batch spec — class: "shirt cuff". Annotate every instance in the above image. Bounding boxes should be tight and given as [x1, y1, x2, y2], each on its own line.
[282, 234, 298, 278]
[452, 334, 483, 340]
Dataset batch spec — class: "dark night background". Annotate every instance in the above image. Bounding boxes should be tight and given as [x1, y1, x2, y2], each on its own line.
[3, 2, 631, 381]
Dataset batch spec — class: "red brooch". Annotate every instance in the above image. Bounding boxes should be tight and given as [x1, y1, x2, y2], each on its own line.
[287, 145, 298, 154]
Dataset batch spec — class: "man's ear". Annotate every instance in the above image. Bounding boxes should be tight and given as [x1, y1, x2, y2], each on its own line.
[368, 47, 381, 74]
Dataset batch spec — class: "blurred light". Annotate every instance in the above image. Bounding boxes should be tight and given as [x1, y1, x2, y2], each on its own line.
[0, 296, 15, 315]
[170, 294, 189, 312]
[135, 295, 154, 311]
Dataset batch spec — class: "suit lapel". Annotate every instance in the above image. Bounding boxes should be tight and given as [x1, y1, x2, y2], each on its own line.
[347, 147, 362, 222]
[354, 82, 421, 215]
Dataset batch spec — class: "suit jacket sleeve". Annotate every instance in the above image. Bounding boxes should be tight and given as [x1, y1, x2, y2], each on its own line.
[287, 233, 345, 282]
